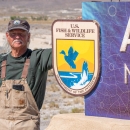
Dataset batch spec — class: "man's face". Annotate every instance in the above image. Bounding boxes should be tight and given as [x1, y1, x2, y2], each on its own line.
[6, 29, 30, 49]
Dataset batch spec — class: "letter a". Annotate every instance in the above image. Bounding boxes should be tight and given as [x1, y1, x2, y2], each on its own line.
[120, 17, 130, 52]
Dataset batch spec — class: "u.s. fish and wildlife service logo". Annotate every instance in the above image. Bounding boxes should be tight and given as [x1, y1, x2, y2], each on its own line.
[52, 20, 100, 96]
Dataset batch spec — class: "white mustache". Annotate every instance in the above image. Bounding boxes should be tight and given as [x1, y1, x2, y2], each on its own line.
[12, 40, 24, 45]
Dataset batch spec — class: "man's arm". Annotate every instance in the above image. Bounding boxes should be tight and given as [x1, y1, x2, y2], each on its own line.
[30, 48, 52, 72]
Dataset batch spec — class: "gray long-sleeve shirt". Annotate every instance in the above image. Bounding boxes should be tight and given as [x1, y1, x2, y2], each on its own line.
[0, 48, 52, 110]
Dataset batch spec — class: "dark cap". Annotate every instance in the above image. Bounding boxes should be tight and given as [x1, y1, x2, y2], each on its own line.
[7, 19, 30, 32]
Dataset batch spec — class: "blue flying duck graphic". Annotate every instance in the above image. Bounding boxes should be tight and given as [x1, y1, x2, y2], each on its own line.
[60, 46, 79, 69]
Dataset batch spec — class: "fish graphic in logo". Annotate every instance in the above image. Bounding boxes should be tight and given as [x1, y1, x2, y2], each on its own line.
[71, 61, 90, 89]
[52, 20, 100, 96]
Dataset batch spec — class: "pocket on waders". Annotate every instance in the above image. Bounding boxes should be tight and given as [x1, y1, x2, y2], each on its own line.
[0, 87, 11, 108]
[12, 88, 27, 108]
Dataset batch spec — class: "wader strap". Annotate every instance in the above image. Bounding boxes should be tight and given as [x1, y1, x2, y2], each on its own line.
[1, 60, 7, 79]
[1, 55, 8, 79]
[21, 58, 30, 78]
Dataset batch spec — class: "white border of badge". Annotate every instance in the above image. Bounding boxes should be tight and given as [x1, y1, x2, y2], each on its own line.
[52, 20, 100, 96]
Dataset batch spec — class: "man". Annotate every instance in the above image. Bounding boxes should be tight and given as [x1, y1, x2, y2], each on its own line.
[0, 19, 52, 130]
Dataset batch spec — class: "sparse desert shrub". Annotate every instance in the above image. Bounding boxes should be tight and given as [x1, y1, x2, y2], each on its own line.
[10, 16, 18, 20]
[30, 15, 48, 21]
[62, 93, 67, 98]
[62, 92, 74, 98]
[21, 16, 28, 20]
[50, 84, 60, 92]
[71, 108, 84, 113]
[74, 97, 84, 104]
[43, 117, 48, 120]
[48, 69, 54, 76]
[42, 104, 46, 109]
[47, 78, 51, 82]
[59, 110, 69, 114]
[10, 16, 28, 20]
[65, 101, 72, 106]
[49, 101, 59, 108]
[31, 16, 36, 20]
[36, 16, 43, 20]
[43, 16, 48, 21]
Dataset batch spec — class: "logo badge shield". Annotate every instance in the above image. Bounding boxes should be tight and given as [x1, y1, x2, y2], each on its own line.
[52, 20, 100, 96]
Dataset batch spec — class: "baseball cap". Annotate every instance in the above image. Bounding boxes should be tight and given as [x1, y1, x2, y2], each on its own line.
[7, 19, 30, 32]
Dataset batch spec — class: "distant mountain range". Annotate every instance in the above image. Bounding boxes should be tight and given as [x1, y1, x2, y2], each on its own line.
[0, 0, 129, 19]
[0, 0, 127, 12]
[0, 0, 84, 11]
[0, 0, 83, 18]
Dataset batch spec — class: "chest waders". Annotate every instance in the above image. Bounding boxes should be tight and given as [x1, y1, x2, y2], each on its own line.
[0, 57, 40, 130]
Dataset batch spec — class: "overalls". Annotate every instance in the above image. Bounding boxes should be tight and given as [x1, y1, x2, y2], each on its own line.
[0, 56, 40, 130]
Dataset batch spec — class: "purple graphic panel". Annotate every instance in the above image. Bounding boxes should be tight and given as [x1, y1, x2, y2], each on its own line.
[83, 2, 130, 119]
